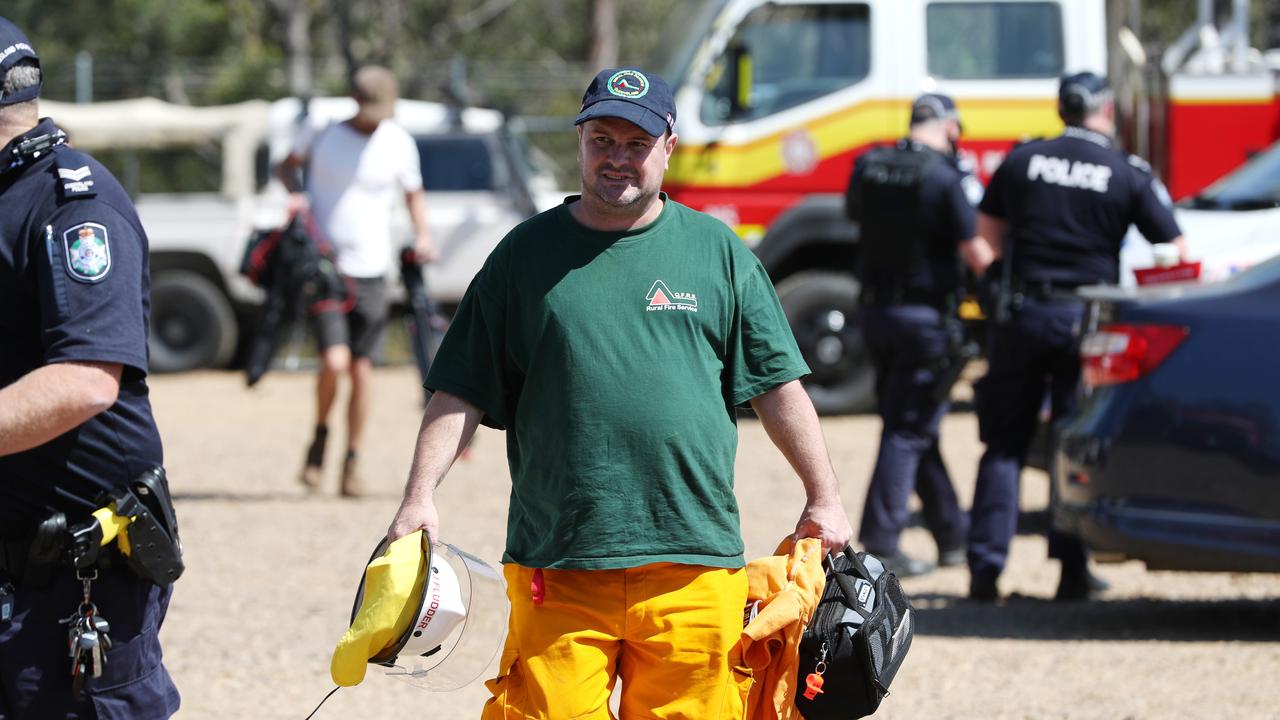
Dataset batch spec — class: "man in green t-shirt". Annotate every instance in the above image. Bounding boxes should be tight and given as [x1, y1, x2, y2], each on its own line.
[386, 67, 853, 719]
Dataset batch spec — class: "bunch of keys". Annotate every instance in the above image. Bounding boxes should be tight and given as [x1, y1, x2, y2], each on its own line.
[59, 571, 112, 698]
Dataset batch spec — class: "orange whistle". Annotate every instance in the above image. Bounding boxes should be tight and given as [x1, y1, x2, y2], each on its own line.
[803, 672, 825, 699]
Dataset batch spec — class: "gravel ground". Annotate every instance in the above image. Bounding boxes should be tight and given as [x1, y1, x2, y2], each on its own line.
[149, 366, 1280, 720]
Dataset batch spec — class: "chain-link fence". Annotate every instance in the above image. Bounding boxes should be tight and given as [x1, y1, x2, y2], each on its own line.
[39, 55, 594, 186]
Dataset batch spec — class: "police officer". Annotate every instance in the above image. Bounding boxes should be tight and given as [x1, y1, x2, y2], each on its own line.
[968, 72, 1186, 602]
[846, 93, 994, 577]
[0, 17, 181, 716]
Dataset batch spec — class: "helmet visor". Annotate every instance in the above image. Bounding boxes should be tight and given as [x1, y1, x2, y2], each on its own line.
[382, 542, 509, 691]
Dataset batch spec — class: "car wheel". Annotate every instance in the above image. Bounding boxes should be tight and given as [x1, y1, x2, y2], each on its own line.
[774, 271, 875, 415]
[149, 270, 238, 372]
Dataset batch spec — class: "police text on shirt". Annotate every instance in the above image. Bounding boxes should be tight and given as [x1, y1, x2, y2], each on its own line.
[1026, 154, 1112, 193]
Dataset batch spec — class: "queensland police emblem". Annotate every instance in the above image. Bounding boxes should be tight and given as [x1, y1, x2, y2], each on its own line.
[607, 70, 649, 99]
[63, 222, 111, 282]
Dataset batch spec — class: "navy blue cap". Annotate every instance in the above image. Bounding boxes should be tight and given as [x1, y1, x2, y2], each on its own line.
[0, 16, 40, 106]
[574, 68, 676, 137]
[1058, 72, 1110, 121]
[910, 92, 960, 127]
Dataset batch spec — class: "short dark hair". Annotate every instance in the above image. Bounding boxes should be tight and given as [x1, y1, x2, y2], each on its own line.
[909, 93, 960, 129]
[1058, 72, 1111, 125]
[1, 59, 40, 96]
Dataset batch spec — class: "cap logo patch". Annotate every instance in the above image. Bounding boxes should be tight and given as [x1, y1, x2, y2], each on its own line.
[607, 70, 649, 99]
[63, 222, 111, 282]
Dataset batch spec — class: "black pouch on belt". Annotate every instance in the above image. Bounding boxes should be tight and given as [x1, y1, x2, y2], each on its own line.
[103, 466, 185, 587]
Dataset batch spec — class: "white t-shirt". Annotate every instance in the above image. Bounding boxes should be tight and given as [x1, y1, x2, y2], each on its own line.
[293, 120, 423, 278]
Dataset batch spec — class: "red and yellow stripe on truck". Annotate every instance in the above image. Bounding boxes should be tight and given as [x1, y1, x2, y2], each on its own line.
[665, 97, 1065, 242]
[1164, 73, 1280, 202]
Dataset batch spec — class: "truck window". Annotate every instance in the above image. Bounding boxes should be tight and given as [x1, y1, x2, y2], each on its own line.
[700, 3, 871, 125]
[416, 136, 504, 192]
[926, 2, 1063, 79]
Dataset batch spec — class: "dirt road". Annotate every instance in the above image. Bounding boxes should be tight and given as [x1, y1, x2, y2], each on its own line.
[150, 367, 1280, 719]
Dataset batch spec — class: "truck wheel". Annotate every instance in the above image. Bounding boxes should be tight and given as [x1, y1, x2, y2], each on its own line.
[149, 270, 238, 372]
[775, 271, 875, 415]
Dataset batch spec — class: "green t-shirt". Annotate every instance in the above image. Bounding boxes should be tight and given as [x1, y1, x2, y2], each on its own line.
[426, 195, 808, 570]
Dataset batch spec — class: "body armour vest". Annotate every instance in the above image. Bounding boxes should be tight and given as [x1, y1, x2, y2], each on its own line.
[855, 144, 940, 294]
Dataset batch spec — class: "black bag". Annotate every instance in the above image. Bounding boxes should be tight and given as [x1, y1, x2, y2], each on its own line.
[794, 547, 915, 719]
[240, 212, 351, 386]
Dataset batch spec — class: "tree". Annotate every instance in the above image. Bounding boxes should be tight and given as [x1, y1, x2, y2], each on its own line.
[589, 0, 619, 70]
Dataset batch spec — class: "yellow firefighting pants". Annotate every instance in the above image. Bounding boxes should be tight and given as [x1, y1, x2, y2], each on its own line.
[481, 562, 752, 720]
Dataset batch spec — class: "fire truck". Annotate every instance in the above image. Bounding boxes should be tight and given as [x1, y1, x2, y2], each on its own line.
[657, 0, 1280, 413]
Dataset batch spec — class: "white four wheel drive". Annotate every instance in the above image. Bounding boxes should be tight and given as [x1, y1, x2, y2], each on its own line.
[43, 96, 564, 373]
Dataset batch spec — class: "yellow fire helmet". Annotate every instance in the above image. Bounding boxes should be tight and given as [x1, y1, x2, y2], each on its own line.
[331, 531, 509, 691]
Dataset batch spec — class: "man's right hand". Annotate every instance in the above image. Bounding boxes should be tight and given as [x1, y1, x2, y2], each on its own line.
[387, 496, 440, 544]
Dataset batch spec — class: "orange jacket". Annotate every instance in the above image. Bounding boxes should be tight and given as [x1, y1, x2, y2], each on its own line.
[740, 537, 827, 720]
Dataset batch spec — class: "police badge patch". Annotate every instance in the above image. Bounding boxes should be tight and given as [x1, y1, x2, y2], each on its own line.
[62, 222, 111, 282]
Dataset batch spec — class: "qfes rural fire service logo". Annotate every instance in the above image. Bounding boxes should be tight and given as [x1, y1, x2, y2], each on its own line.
[646, 280, 697, 312]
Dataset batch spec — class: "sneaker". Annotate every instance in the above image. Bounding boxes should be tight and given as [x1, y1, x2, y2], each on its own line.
[340, 451, 366, 498]
[937, 545, 966, 568]
[968, 574, 999, 603]
[877, 551, 935, 578]
[300, 426, 328, 491]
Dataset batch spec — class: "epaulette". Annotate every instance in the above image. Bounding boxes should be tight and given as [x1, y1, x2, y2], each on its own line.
[51, 146, 98, 200]
[1127, 154, 1153, 175]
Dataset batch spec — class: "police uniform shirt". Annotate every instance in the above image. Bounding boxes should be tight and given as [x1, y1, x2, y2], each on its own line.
[979, 126, 1181, 286]
[848, 140, 979, 300]
[0, 118, 163, 530]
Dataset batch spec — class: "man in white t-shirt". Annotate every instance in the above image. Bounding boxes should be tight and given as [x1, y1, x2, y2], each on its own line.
[274, 65, 435, 497]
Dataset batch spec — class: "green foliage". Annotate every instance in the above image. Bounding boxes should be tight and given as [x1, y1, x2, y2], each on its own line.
[8, 0, 693, 107]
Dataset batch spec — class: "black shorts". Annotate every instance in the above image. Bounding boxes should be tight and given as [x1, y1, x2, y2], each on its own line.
[313, 276, 389, 361]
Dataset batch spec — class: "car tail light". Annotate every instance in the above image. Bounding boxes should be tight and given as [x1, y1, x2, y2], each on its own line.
[1081, 323, 1188, 387]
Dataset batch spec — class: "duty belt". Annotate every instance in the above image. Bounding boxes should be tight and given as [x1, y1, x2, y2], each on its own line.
[861, 284, 954, 309]
[0, 467, 182, 699]
[1012, 279, 1090, 304]
[0, 467, 184, 588]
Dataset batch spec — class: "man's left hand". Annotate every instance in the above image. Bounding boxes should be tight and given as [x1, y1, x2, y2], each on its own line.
[793, 500, 854, 555]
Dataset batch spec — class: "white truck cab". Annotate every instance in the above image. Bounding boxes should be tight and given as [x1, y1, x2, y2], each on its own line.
[43, 96, 563, 372]
[654, 0, 1106, 413]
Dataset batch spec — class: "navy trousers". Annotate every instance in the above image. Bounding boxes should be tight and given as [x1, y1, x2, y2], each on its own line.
[968, 299, 1090, 581]
[0, 564, 180, 720]
[858, 304, 968, 556]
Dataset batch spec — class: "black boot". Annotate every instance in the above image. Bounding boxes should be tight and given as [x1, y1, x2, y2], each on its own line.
[1054, 563, 1108, 602]
[968, 573, 999, 602]
[937, 544, 966, 568]
[878, 550, 936, 578]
